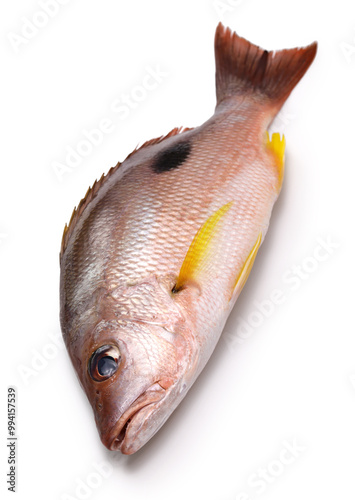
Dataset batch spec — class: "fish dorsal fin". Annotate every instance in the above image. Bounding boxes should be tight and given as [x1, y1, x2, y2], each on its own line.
[173, 202, 233, 292]
[231, 232, 262, 301]
[60, 162, 121, 262]
[125, 126, 193, 161]
[60, 128, 194, 263]
[265, 132, 285, 191]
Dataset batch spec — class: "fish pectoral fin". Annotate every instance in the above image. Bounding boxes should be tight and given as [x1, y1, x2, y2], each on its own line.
[265, 132, 285, 192]
[173, 202, 233, 293]
[230, 232, 262, 302]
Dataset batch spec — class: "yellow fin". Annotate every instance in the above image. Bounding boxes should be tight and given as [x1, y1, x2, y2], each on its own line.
[174, 202, 233, 292]
[265, 132, 285, 191]
[231, 232, 262, 298]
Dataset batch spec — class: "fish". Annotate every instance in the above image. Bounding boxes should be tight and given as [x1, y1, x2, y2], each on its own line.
[59, 23, 317, 455]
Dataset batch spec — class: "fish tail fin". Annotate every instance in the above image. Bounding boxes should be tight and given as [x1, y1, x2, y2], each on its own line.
[215, 23, 317, 113]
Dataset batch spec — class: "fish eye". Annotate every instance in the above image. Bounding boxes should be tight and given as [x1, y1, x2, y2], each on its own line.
[89, 345, 121, 382]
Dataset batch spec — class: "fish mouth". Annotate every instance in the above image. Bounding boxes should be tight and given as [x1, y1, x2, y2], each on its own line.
[107, 383, 166, 453]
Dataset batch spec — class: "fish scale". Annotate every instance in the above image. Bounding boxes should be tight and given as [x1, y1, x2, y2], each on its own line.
[60, 23, 317, 454]
[102, 132, 269, 289]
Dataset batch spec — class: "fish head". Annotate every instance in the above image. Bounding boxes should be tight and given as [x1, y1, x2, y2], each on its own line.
[66, 302, 193, 455]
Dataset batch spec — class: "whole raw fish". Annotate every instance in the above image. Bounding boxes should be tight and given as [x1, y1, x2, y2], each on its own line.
[60, 23, 316, 454]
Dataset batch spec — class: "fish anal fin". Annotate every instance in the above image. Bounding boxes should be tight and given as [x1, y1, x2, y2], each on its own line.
[173, 202, 233, 293]
[230, 233, 262, 301]
[265, 132, 285, 192]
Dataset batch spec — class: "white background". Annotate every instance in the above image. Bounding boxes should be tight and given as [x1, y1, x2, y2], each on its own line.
[1, 0, 355, 499]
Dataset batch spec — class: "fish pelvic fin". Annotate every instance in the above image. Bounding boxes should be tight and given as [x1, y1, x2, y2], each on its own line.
[265, 132, 286, 192]
[230, 232, 262, 301]
[214, 23, 317, 112]
[173, 202, 233, 292]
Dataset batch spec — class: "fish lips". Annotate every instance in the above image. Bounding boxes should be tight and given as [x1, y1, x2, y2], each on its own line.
[102, 382, 177, 455]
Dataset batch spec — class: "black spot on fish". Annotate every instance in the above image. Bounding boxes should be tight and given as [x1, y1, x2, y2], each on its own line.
[152, 141, 192, 173]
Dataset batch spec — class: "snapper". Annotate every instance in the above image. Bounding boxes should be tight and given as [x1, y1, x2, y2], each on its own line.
[60, 23, 317, 454]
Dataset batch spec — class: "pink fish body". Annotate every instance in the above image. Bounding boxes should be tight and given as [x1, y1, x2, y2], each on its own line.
[60, 24, 317, 454]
